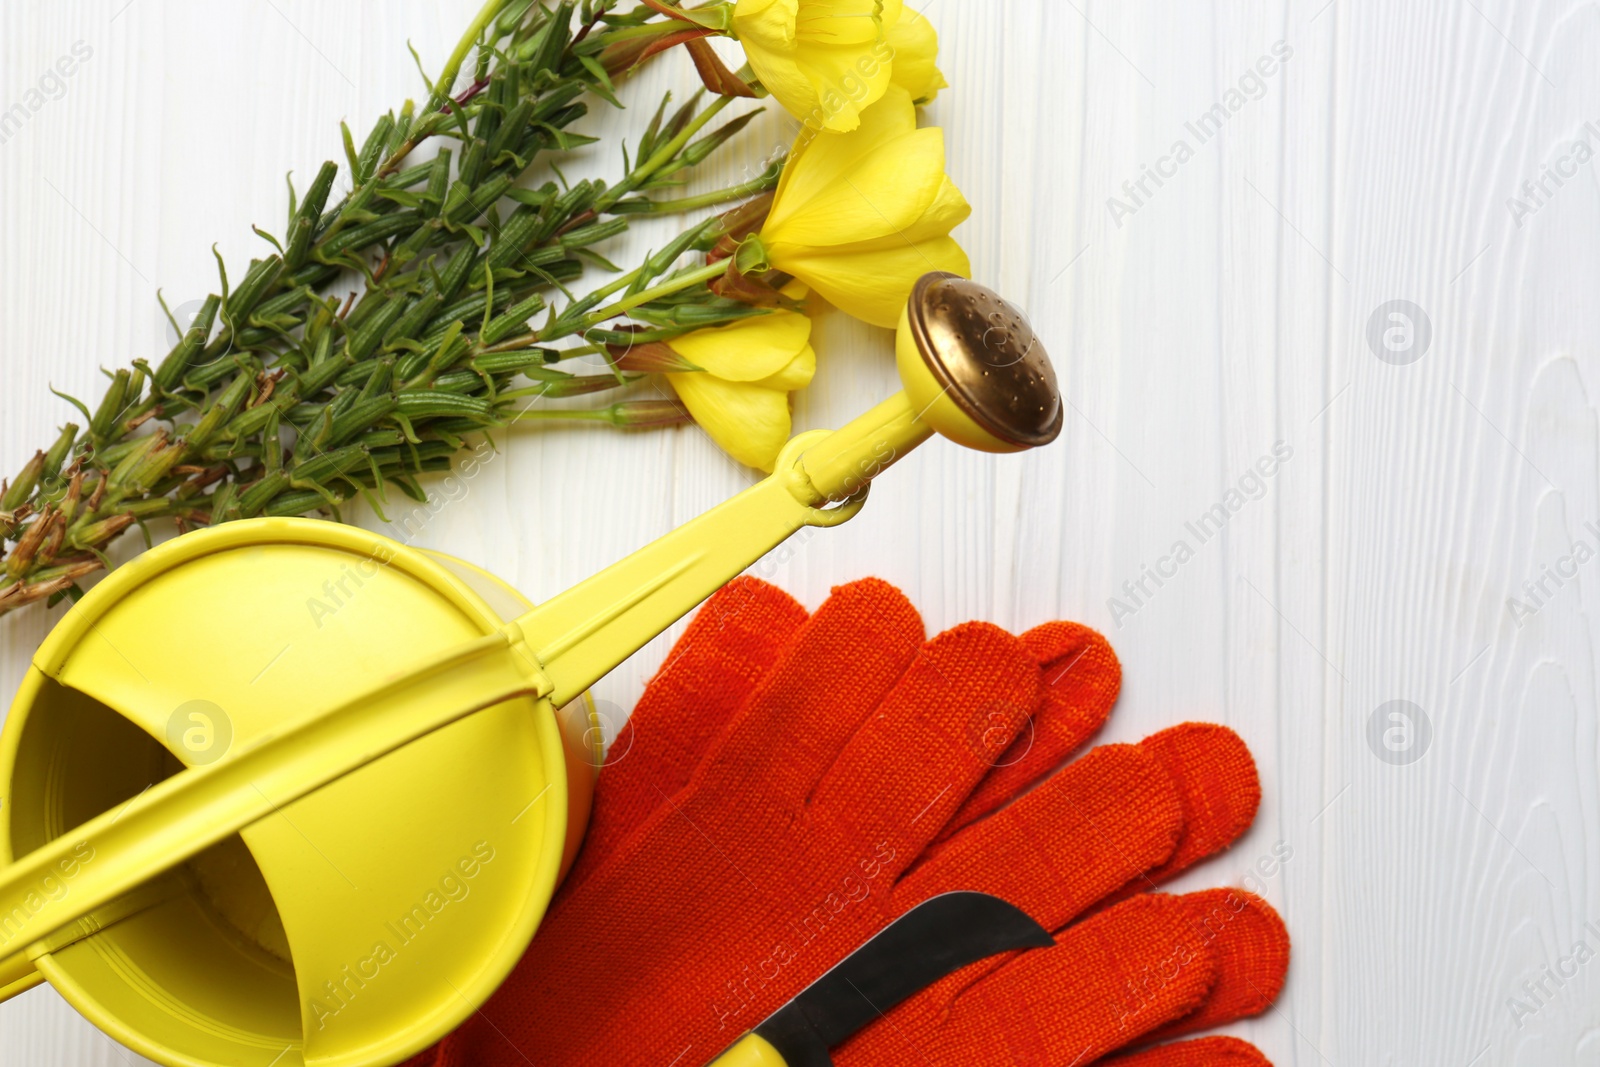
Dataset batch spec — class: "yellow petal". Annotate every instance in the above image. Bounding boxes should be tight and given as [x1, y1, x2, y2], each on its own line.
[733, 0, 798, 48]
[909, 173, 971, 239]
[759, 57, 824, 122]
[759, 87, 971, 329]
[740, 55, 824, 131]
[753, 343, 817, 392]
[834, 172, 970, 249]
[735, 0, 822, 125]
[764, 126, 946, 248]
[665, 311, 812, 382]
[768, 86, 918, 232]
[746, 54, 824, 130]
[808, 0, 897, 41]
[776, 236, 972, 329]
[887, 5, 946, 103]
[795, 40, 896, 132]
[735, 0, 902, 132]
[668, 374, 794, 471]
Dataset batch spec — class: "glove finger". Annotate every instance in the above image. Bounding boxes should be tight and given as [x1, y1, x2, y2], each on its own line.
[838, 892, 1262, 1067]
[893, 724, 1259, 932]
[930, 893, 1223, 1065]
[1099, 724, 1261, 907]
[941, 621, 1121, 840]
[1101, 1036, 1274, 1066]
[565, 577, 807, 893]
[866, 726, 1262, 1059]
[806, 621, 1041, 879]
[701, 577, 925, 807]
[1145, 889, 1288, 1042]
[891, 742, 1184, 931]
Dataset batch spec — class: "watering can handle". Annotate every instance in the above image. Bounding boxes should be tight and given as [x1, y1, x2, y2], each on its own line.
[0, 632, 545, 992]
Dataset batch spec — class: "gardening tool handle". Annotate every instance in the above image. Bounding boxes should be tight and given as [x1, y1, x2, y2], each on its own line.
[0, 632, 545, 994]
[708, 1033, 792, 1067]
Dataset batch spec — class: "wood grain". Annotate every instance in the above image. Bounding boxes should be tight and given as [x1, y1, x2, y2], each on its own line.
[3, 0, 1599, 1063]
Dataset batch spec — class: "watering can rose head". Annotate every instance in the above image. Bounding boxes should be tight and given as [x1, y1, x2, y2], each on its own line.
[731, 0, 945, 132]
[749, 85, 971, 329]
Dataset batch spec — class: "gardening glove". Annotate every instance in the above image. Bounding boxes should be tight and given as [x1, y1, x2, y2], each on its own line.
[425, 575, 1046, 1067]
[612, 585, 1291, 1066]
[416, 577, 1284, 1067]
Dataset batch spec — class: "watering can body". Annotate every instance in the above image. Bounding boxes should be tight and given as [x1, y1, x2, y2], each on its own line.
[0, 520, 598, 1066]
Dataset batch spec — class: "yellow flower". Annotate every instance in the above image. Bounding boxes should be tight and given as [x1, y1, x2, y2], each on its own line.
[732, 0, 903, 132]
[665, 310, 816, 471]
[887, 5, 946, 104]
[756, 85, 970, 329]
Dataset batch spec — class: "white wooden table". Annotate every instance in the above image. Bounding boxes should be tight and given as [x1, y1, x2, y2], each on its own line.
[3, 1, 1599, 1063]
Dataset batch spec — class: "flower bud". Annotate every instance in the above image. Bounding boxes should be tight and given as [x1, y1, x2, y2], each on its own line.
[601, 400, 694, 429]
[1, 452, 46, 514]
[606, 340, 703, 374]
[69, 513, 137, 551]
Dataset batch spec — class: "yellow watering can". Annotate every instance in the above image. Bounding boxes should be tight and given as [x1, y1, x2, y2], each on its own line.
[0, 273, 1060, 1067]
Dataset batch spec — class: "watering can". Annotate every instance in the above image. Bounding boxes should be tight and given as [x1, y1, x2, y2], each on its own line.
[0, 273, 1060, 1067]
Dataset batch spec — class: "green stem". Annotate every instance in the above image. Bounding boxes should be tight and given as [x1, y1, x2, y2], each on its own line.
[504, 407, 612, 420]
[554, 343, 607, 359]
[598, 94, 735, 211]
[579, 260, 727, 331]
[636, 167, 781, 214]
[380, 0, 513, 175]
[478, 335, 540, 354]
[497, 379, 628, 402]
[428, 0, 512, 116]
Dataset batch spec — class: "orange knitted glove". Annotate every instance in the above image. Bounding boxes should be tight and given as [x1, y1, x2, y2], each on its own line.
[413, 578, 1284, 1067]
[830, 646, 1290, 1063]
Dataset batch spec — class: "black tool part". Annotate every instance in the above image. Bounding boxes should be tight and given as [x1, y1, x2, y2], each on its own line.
[751, 891, 1053, 1064]
[751, 1008, 835, 1067]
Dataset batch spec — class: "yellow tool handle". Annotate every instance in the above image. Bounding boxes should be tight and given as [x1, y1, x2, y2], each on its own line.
[708, 1033, 791, 1067]
[0, 632, 544, 991]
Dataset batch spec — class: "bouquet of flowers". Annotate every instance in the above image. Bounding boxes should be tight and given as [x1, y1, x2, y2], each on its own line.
[0, 0, 967, 616]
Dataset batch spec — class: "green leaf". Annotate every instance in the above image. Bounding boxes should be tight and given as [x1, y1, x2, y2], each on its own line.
[577, 54, 621, 107]
[341, 120, 361, 177]
[572, 246, 623, 272]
